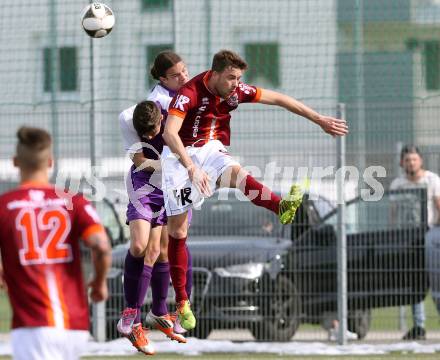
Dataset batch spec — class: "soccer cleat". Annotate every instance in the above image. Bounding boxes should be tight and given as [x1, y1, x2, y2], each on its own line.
[145, 311, 187, 343]
[176, 300, 196, 331]
[171, 312, 187, 334]
[278, 183, 307, 225]
[117, 307, 138, 336]
[328, 327, 359, 341]
[126, 323, 155, 356]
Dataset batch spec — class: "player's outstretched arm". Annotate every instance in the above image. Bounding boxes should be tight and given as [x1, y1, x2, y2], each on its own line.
[163, 115, 211, 196]
[258, 89, 348, 137]
[85, 232, 112, 302]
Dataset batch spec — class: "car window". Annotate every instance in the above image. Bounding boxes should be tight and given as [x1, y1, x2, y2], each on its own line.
[312, 196, 334, 219]
[323, 189, 426, 235]
[190, 190, 283, 238]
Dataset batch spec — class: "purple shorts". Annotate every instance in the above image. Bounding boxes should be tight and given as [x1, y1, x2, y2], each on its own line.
[126, 165, 167, 227]
[125, 165, 193, 227]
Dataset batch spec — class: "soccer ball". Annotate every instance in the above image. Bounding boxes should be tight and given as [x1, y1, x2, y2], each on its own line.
[81, 3, 115, 38]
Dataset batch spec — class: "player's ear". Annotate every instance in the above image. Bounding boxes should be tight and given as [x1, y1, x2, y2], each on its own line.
[159, 75, 167, 84]
[13, 156, 19, 168]
[48, 156, 54, 169]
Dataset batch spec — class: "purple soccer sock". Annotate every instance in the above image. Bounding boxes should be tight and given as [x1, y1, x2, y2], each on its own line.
[186, 245, 193, 300]
[151, 262, 170, 316]
[123, 250, 152, 323]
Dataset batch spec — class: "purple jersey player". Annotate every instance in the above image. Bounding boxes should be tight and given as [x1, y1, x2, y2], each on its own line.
[117, 51, 192, 354]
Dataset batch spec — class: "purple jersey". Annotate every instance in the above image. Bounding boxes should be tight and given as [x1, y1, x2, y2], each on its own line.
[144, 83, 177, 159]
[119, 83, 176, 224]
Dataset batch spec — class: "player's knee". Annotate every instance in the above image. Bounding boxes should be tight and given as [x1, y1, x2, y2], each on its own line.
[144, 248, 160, 264]
[130, 241, 147, 258]
[169, 227, 188, 239]
[157, 250, 168, 262]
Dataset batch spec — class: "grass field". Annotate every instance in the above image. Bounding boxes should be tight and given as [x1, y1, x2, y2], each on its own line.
[0, 354, 440, 360]
[1, 291, 439, 334]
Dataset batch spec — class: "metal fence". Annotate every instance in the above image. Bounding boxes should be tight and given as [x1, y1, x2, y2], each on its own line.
[1, 0, 440, 345]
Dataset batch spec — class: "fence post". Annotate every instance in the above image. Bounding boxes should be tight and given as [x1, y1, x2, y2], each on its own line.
[337, 103, 347, 345]
[89, 0, 105, 341]
[49, 0, 59, 180]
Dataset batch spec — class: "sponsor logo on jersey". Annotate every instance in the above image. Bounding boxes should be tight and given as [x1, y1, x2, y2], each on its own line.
[239, 83, 255, 95]
[29, 190, 45, 202]
[192, 98, 209, 138]
[173, 187, 192, 206]
[193, 115, 201, 138]
[226, 93, 238, 107]
[174, 95, 190, 111]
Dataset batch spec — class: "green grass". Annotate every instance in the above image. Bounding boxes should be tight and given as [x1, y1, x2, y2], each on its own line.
[82, 355, 439, 360]
[293, 293, 440, 333]
[0, 292, 11, 333]
[0, 289, 438, 335]
[3, 354, 440, 360]
[370, 295, 439, 331]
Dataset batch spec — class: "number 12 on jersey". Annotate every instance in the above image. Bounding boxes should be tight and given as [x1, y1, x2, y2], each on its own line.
[16, 207, 73, 266]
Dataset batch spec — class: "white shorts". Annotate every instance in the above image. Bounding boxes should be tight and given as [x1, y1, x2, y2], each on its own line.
[11, 327, 89, 360]
[161, 140, 239, 216]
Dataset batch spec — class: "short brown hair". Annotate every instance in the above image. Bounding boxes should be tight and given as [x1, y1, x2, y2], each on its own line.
[150, 50, 183, 80]
[16, 126, 52, 170]
[400, 144, 422, 161]
[133, 100, 161, 138]
[211, 50, 248, 73]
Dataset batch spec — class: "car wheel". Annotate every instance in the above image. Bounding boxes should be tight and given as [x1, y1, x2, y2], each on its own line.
[251, 275, 301, 341]
[348, 309, 371, 340]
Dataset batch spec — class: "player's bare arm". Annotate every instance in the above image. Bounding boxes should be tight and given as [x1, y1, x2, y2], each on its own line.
[163, 114, 212, 196]
[85, 232, 112, 302]
[130, 152, 161, 172]
[258, 89, 349, 137]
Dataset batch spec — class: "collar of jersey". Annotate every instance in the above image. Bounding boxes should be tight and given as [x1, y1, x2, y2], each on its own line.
[203, 71, 225, 104]
[20, 181, 52, 188]
[158, 82, 176, 95]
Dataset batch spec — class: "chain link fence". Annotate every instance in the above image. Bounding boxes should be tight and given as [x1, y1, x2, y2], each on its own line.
[1, 0, 440, 344]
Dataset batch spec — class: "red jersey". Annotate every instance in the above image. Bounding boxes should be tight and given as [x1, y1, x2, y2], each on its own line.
[168, 71, 261, 147]
[0, 182, 104, 330]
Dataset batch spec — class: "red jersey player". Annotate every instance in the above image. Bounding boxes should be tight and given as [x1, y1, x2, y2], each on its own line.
[161, 50, 348, 331]
[0, 127, 111, 360]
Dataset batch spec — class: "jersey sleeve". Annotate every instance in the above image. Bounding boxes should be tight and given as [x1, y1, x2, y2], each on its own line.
[237, 82, 262, 104]
[432, 174, 440, 198]
[389, 178, 399, 190]
[72, 194, 105, 244]
[168, 87, 194, 119]
[147, 92, 171, 114]
[119, 109, 143, 154]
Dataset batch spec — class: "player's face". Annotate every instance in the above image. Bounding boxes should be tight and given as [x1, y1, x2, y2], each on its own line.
[213, 66, 243, 99]
[401, 153, 423, 176]
[160, 61, 189, 91]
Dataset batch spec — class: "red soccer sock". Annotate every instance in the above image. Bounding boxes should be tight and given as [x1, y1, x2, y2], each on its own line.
[241, 175, 281, 214]
[168, 235, 189, 303]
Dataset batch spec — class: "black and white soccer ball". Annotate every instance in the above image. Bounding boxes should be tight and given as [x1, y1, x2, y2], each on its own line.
[81, 3, 115, 38]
